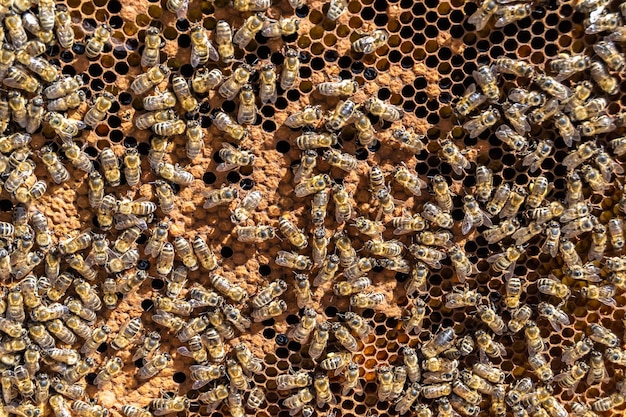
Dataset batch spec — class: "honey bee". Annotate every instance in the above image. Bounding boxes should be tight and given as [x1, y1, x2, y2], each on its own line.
[460, 195, 491, 234]
[439, 138, 471, 175]
[281, 47, 300, 90]
[475, 329, 507, 360]
[476, 304, 506, 335]
[211, 111, 247, 141]
[581, 284, 617, 307]
[494, 124, 529, 152]
[588, 60, 619, 95]
[231, 190, 262, 224]
[454, 83, 487, 117]
[421, 327, 456, 359]
[520, 139, 552, 173]
[166, 0, 189, 18]
[283, 388, 314, 416]
[364, 97, 403, 122]
[533, 73, 572, 100]
[596, 148, 624, 181]
[588, 323, 619, 348]
[326, 99, 357, 131]
[323, 148, 358, 172]
[528, 353, 554, 382]
[317, 77, 358, 97]
[219, 64, 252, 100]
[235, 224, 275, 243]
[133, 331, 161, 362]
[421, 201, 453, 229]
[155, 242, 174, 276]
[409, 244, 447, 269]
[190, 68, 222, 94]
[580, 115, 617, 137]
[170, 76, 197, 113]
[210, 273, 247, 302]
[313, 254, 340, 287]
[201, 185, 236, 210]
[494, 3, 532, 26]
[251, 299, 288, 322]
[216, 143, 254, 172]
[262, 16, 299, 38]
[483, 218, 520, 244]
[277, 370, 312, 390]
[352, 29, 388, 54]
[189, 285, 223, 309]
[467, 0, 498, 30]
[591, 39, 624, 71]
[391, 164, 425, 196]
[84, 23, 112, 59]
[547, 53, 591, 81]
[444, 286, 482, 308]
[350, 292, 385, 309]
[286, 107, 323, 130]
[527, 97, 559, 125]
[189, 25, 218, 68]
[231, 13, 265, 48]
[151, 309, 184, 333]
[151, 395, 190, 416]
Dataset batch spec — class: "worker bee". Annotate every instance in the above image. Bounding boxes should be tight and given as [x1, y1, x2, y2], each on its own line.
[454, 83, 487, 117]
[528, 353, 554, 382]
[422, 202, 453, 229]
[389, 128, 425, 154]
[589, 222, 607, 262]
[323, 148, 359, 172]
[444, 286, 482, 308]
[211, 112, 247, 142]
[549, 53, 591, 80]
[313, 254, 340, 287]
[294, 174, 331, 198]
[45, 111, 86, 140]
[534, 73, 572, 100]
[308, 322, 331, 361]
[281, 47, 300, 90]
[537, 302, 571, 332]
[494, 124, 528, 152]
[211, 20, 236, 64]
[580, 164, 608, 192]
[522, 139, 553, 173]
[219, 64, 253, 100]
[540, 221, 561, 257]
[283, 388, 314, 416]
[317, 77, 358, 97]
[350, 292, 385, 309]
[527, 97, 559, 125]
[236, 84, 258, 125]
[191, 68, 222, 94]
[475, 329, 507, 360]
[498, 185, 526, 219]
[483, 218, 520, 244]
[39, 145, 69, 184]
[210, 273, 247, 302]
[352, 29, 388, 54]
[85, 23, 112, 59]
[217, 143, 255, 172]
[501, 102, 529, 134]
[296, 132, 338, 150]
[326, 99, 357, 130]
[364, 97, 403, 122]
[276, 251, 312, 271]
[151, 394, 189, 416]
[410, 244, 447, 269]
[438, 138, 471, 175]
[276, 215, 307, 249]
[536, 274, 570, 301]
[231, 190, 262, 224]
[262, 17, 299, 38]
[353, 217, 385, 239]
[476, 304, 506, 335]
[588, 323, 619, 347]
[170, 75, 197, 112]
[392, 164, 426, 196]
[232, 13, 265, 48]
[581, 284, 617, 307]
[526, 175, 550, 209]
[190, 25, 218, 67]
[286, 106, 323, 129]
[236, 225, 275, 243]
[422, 327, 456, 359]
[590, 60, 619, 95]
[203, 185, 238, 210]
[166, 0, 189, 17]
[495, 3, 532, 26]
[562, 141, 597, 171]
[593, 39, 624, 71]
[111, 317, 142, 350]
[277, 370, 312, 390]
[461, 195, 492, 234]
[140, 26, 163, 68]
[494, 57, 534, 77]
[251, 299, 288, 322]
[468, 0, 498, 30]
[595, 148, 624, 181]
[332, 183, 353, 224]
[62, 140, 94, 174]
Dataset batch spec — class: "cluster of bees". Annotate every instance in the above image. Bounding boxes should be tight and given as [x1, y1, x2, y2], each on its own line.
[0, 0, 625, 415]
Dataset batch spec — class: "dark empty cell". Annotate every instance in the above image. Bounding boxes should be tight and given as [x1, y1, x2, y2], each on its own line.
[88, 64, 103, 77]
[325, 306, 338, 317]
[503, 167, 516, 180]
[287, 90, 301, 102]
[222, 100, 236, 113]
[412, 2, 426, 14]
[477, 40, 491, 52]
[103, 71, 117, 83]
[176, 19, 190, 31]
[221, 246, 233, 258]
[374, 14, 388, 25]
[255, 31, 268, 45]
[425, 25, 438, 39]
[489, 46, 504, 60]
[545, 43, 557, 57]
[107, 0, 122, 12]
[275, 97, 288, 110]
[60, 51, 74, 63]
[151, 279, 164, 290]
[262, 120, 277, 132]
[351, 61, 364, 74]
[364, 67, 377, 80]
[412, 33, 426, 46]
[124, 137, 137, 148]
[378, 88, 391, 100]
[0, 200, 13, 212]
[425, 56, 438, 68]
[259, 264, 271, 276]
[414, 77, 427, 90]
[173, 372, 186, 383]
[91, 79, 105, 91]
[203, 172, 216, 185]
[532, 21, 545, 35]
[258, 46, 271, 59]
[288, 341, 301, 352]
[403, 101, 416, 112]
[176, 33, 191, 48]
[71, 42, 86, 56]
[286, 314, 300, 325]
[137, 142, 150, 156]
[114, 62, 129, 75]
[108, 116, 122, 128]
[227, 172, 241, 184]
[311, 57, 325, 71]
[276, 141, 291, 154]
[437, 17, 451, 31]
[46, 44, 60, 56]
[200, 116, 211, 128]
[374, 0, 387, 11]
[283, 32, 298, 43]
[415, 106, 428, 118]
[263, 328, 276, 339]
[240, 178, 255, 190]
[119, 92, 133, 106]
[503, 39, 518, 52]
[388, 50, 401, 63]
[361, 7, 375, 20]
[426, 100, 439, 111]
[400, 26, 413, 39]
[436, 48, 452, 62]
[531, 37, 545, 50]
[296, 5, 309, 17]
[401, 85, 415, 98]
[355, 148, 369, 160]
[463, 136, 477, 146]
[338, 56, 352, 68]
[400, 56, 413, 69]
[558, 20, 572, 32]
[517, 30, 531, 43]
[141, 299, 154, 312]
[427, 113, 440, 124]
[299, 67, 312, 79]
[109, 130, 123, 143]
[531, 6, 545, 18]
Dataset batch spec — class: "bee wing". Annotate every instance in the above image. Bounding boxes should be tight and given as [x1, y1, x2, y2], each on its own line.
[216, 162, 239, 172]
[486, 253, 502, 263]
[207, 41, 219, 62]
[552, 371, 569, 383]
[461, 212, 474, 235]
[450, 163, 464, 176]
[427, 260, 442, 269]
[597, 297, 617, 307]
[481, 211, 493, 228]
